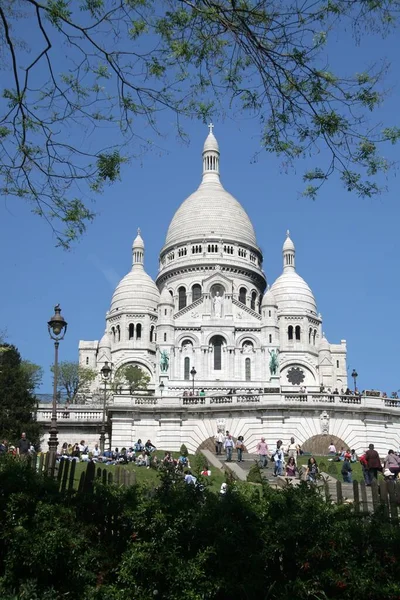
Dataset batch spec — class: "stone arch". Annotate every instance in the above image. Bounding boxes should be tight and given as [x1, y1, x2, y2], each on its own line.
[301, 434, 349, 455]
[236, 332, 260, 349]
[175, 332, 200, 347]
[197, 437, 248, 454]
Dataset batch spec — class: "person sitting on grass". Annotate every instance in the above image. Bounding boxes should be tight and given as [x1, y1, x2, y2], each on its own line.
[137, 450, 150, 468]
[145, 439, 156, 453]
[306, 457, 319, 483]
[184, 470, 197, 485]
[341, 456, 352, 483]
[285, 456, 298, 477]
[201, 465, 211, 476]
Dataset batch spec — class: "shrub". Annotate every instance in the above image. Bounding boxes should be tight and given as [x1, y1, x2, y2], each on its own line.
[179, 444, 188, 457]
[328, 462, 338, 475]
[247, 463, 263, 484]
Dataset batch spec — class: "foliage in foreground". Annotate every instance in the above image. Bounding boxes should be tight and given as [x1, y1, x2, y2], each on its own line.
[0, 456, 400, 600]
[1, 1, 400, 246]
[0, 344, 41, 444]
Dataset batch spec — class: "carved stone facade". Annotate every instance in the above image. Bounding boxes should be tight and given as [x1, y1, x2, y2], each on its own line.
[79, 129, 348, 401]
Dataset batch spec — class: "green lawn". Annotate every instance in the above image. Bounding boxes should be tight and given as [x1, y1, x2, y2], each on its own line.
[296, 455, 366, 482]
[66, 451, 226, 493]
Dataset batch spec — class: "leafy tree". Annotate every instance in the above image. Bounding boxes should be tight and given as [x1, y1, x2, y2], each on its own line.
[0, 344, 41, 444]
[114, 364, 150, 394]
[20, 360, 43, 391]
[51, 361, 96, 403]
[0, 1, 399, 247]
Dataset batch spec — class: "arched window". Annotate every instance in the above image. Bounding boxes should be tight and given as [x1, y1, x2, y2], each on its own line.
[178, 286, 187, 310]
[211, 335, 224, 370]
[164, 333, 167, 342]
[136, 324, 142, 339]
[288, 325, 293, 341]
[251, 291, 257, 311]
[116, 325, 121, 342]
[269, 334, 272, 343]
[239, 287, 247, 305]
[86, 357, 89, 365]
[111, 327, 115, 342]
[309, 328, 312, 344]
[129, 323, 134, 340]
[295, 325, 301, 341]
[150, 325, 154, 342]
[313, 329, 317, 345]
[245, 357, 251, 381]
[184, 357, 190, 380]
[192, 284, 201, 302]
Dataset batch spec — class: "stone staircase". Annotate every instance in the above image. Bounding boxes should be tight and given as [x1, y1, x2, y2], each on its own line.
[202, 450, 376, 510]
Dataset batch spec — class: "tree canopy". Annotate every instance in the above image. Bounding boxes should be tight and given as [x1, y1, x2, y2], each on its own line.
[51, 361, 97, 402]
[114, 364, 150, 393]
[1, 0, 399, 247]
[0, 344, 41, 444]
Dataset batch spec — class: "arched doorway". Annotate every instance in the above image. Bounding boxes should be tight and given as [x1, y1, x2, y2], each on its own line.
[301, 434, 349, 455]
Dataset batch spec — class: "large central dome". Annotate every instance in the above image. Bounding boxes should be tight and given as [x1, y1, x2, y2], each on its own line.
[164, 128, 257, 249]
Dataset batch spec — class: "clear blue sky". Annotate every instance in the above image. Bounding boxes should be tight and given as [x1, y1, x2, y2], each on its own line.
[0, 16, 399, 394]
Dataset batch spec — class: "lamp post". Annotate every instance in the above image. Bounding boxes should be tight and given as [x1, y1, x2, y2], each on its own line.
[47, 305, 67, 461]
[190, 366, 197, 396]
[351, 369, 358, 393]
[100, 361, 112, 453]
[159, 380, 165, 399]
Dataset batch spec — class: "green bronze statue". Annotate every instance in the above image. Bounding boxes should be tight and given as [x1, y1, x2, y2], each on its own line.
[160, 350, 169, 373]
[268, 349, 279, 376]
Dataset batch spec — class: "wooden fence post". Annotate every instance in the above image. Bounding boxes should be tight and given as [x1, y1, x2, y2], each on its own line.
[78, 471, 85, 493]
[68, 460, 76, 492]
[38, 453, 44, 474]
[107, 472, 113, 485]
[83, 461, 96, 494]
[60, 460, 70, 493]
[370, 479, 379, 512]
[379, 480, 389, 519]
[387, 481, 398, 520]
[359, 480, 368, 513]
[336, 480, 343, 505]
[353, 480, 360, 513]
[57, 459, 65, 484]
[29, 452, 37, 471]
[115, 466, 121, 486]
[129, 471, 136, 487]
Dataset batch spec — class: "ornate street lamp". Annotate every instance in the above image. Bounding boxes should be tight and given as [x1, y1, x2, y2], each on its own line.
[190, 366, 197, 395]
[47, 304, 67, 461]
[351, 369, 358, 393]
[159, 380, 165, 399]
[100, 361, 112, 453]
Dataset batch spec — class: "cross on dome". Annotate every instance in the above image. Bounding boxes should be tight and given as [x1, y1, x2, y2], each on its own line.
[208, 122, 214, 134]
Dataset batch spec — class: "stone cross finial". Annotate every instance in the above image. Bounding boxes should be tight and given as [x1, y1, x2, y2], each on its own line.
[286, 229, 290, 237]
[208, 122, 214, 134]
[137, 227, 141, 235]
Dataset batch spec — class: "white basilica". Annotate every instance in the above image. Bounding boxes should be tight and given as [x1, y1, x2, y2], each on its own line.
[79, 128, 348, 397]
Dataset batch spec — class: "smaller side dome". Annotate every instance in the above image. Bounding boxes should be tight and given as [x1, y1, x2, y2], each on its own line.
[99, 330, 111, 350]
[261, 285, 276, 307]
[159, 286, 174, 305]
[318, 333, 330, 352]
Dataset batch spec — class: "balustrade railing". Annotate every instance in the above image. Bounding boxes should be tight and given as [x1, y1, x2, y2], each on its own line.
[35, 391, 400, 421]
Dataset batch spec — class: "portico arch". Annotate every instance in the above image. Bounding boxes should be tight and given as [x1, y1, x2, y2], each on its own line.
[301, 434, 349, 455]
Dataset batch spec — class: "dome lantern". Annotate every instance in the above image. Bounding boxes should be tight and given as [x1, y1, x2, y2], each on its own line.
[283, 230, 295, 272]
[202, 123, 220, 183]
[132, 228, 144, 268]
